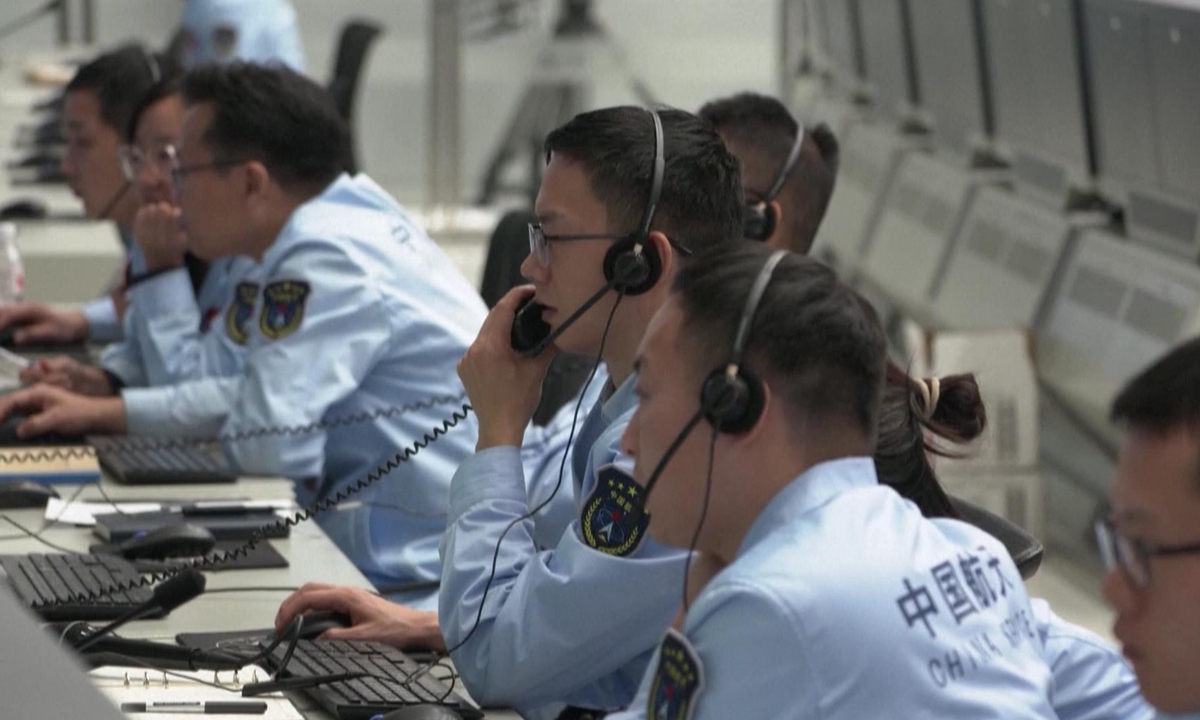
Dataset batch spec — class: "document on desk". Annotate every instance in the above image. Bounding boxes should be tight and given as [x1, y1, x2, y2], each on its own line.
[91, 666, 302, 719]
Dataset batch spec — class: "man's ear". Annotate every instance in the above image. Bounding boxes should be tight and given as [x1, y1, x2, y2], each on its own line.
[763, 200, 787, 251]
[242, 160, 271, 202]
[646, 229, 675, 280]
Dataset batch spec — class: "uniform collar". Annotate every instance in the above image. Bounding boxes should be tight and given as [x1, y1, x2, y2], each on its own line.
[737, 456, 878, 559]
[260, 173, 354, 268]
[601, 373, 638, 426]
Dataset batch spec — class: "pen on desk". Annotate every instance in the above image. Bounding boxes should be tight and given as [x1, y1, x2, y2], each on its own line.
[120, 700, 268, 715]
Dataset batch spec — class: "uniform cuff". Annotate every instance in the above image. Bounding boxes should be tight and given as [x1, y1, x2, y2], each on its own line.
[82, 297, 121, 342]
[120, 387, 172, 435]
[448, 446, 528, 521]
[127, 268, 194, 320]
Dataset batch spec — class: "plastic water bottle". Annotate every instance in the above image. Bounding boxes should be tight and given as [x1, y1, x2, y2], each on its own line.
[0, 223, 25, 303]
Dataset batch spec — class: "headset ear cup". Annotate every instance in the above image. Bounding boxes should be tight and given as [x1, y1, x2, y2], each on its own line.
[744, 205, 768, 242]
[604, 237, 661, 296]
[759, 204, 777, 242]
[700, 368, 765, 435]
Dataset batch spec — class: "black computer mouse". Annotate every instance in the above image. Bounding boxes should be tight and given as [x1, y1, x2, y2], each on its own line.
[379, 705, 463, 720]
[0, 414, 87, 447]
[0, 479, 59, 509]
[118, 522, 217, 560]
[297, 609, 353, 640]
[0, 198, 48, 220]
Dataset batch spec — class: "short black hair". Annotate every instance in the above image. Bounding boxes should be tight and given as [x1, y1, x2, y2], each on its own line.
[673, 245, 887, 440]
[67, 44, 180, 135]
[699, 92, 839, 254]
[182, 63, 348, 194]
[125, 74, 185, 142]
[1111, 338, 1200, 486]
[543, 106, 744, 256]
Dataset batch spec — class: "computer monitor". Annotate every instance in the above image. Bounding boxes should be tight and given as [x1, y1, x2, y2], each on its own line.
[856, 0, 916, 118]
[908, 0, 993, 156]
[815, 0, 863, 86]
[0, 586, 126, 719]
[1035, 227, 1200, 453]
[1083, 0, 1200, 259]
[982, 0, 1094, 200]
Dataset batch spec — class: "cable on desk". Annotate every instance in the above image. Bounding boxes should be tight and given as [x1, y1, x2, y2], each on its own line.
[86, 652, 249, 694]
[29, 401, 474, 610]
[0, 514, 81, 553]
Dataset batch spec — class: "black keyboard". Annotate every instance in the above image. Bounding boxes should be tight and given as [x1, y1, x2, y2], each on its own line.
[261, 639, 481, 720]
[0, 553, 161, 621]
[88, 438, 237, 485]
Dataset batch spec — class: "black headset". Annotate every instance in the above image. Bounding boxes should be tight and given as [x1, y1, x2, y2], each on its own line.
[699, 249, 787, 432]
[641, 249, 788, 503]
[744, 126, 805, 242]
[602, 108, 666, 295]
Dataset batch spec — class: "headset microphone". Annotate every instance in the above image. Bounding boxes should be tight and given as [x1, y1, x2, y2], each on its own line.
[96, 180, 132, 222]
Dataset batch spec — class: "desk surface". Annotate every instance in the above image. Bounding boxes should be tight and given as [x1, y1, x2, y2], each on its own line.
[0, 475, 520, 719]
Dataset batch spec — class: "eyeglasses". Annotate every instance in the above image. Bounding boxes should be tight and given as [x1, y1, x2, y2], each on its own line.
[119, 143, 177, 181]
[527, 222, 694, 268]
[169, 154, 248, 197]
[1094, 517, 1200, 587]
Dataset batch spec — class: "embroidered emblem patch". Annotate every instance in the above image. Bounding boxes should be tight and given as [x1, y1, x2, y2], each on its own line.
[648, 629, 705, 720]
[259, 280, 310, 340]
[580, 465, 649, 557]
[225, 282, 258, 345]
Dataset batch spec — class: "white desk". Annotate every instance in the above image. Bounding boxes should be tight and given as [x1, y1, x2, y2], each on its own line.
[0, 475, 520, 719]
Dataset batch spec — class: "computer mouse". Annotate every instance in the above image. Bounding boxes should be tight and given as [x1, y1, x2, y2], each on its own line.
[0, 414, 87, 447]
[297, 609, 353, 640]
[0, 198, 48, 220]
[378, 705, 463, 720]
[0, 479, 59, 509]
[118, 522, 217, 560]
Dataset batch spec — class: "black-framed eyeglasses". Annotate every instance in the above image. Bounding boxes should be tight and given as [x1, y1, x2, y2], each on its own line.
[169, 157, 249, 197]
[527, 222, 694, 268]
[1094, 517, 1200, 587]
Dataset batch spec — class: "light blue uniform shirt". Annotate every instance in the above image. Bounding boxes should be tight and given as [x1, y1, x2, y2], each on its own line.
[82, 239, 142, 343]
[99, 256, 250, 388]
[609, 457, 1059, 720]
[179, 0, 306, 72]
[1032, 598, 1154, 720]
[440, 374, 688, 716]
[121, 174, 485, 607]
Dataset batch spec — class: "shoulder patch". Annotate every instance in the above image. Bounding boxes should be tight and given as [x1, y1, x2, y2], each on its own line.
[259, 280, 310, 340]
[225, 281, 258, 345]
[580, 464, 649, 557]
[648, 628, 705, 720]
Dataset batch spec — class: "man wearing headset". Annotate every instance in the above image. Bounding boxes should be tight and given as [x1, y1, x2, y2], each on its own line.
[699, 92, 838, 253]
[608, 245, 1058, 719]
[441, 106, 743, 719]
[0, 46, 173, 346]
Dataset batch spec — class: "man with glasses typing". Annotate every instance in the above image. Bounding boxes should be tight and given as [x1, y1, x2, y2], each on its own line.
[1097, 338, 1200, 720]
[0, 64, 485, 608]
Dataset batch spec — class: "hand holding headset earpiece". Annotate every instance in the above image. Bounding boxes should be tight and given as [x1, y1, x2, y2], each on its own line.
[744, 126, 805, 242]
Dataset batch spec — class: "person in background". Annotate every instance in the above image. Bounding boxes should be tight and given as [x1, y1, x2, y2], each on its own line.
[173, 0, 306, 73]
[699, 92, 838, 253]
[0, 46, 175, 346]
[1098, 337, 1200, 720]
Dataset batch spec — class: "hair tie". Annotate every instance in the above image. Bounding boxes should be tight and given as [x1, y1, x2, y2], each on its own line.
[925, 377, 941, 421]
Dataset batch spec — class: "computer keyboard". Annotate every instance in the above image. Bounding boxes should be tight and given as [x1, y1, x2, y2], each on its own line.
[0, 553, 161, 621]
[88, 438, 237, 485]
[260, 639, 482, 720]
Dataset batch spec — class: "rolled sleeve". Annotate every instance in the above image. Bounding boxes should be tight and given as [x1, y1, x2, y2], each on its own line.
[83, 297, 122, 342]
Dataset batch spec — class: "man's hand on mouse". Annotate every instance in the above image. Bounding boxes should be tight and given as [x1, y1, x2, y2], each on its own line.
[20, 357, 113, 396]
[0, 384, 125, 437]
[275, 583, 445, 652]
[0, 303, 89, 345]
